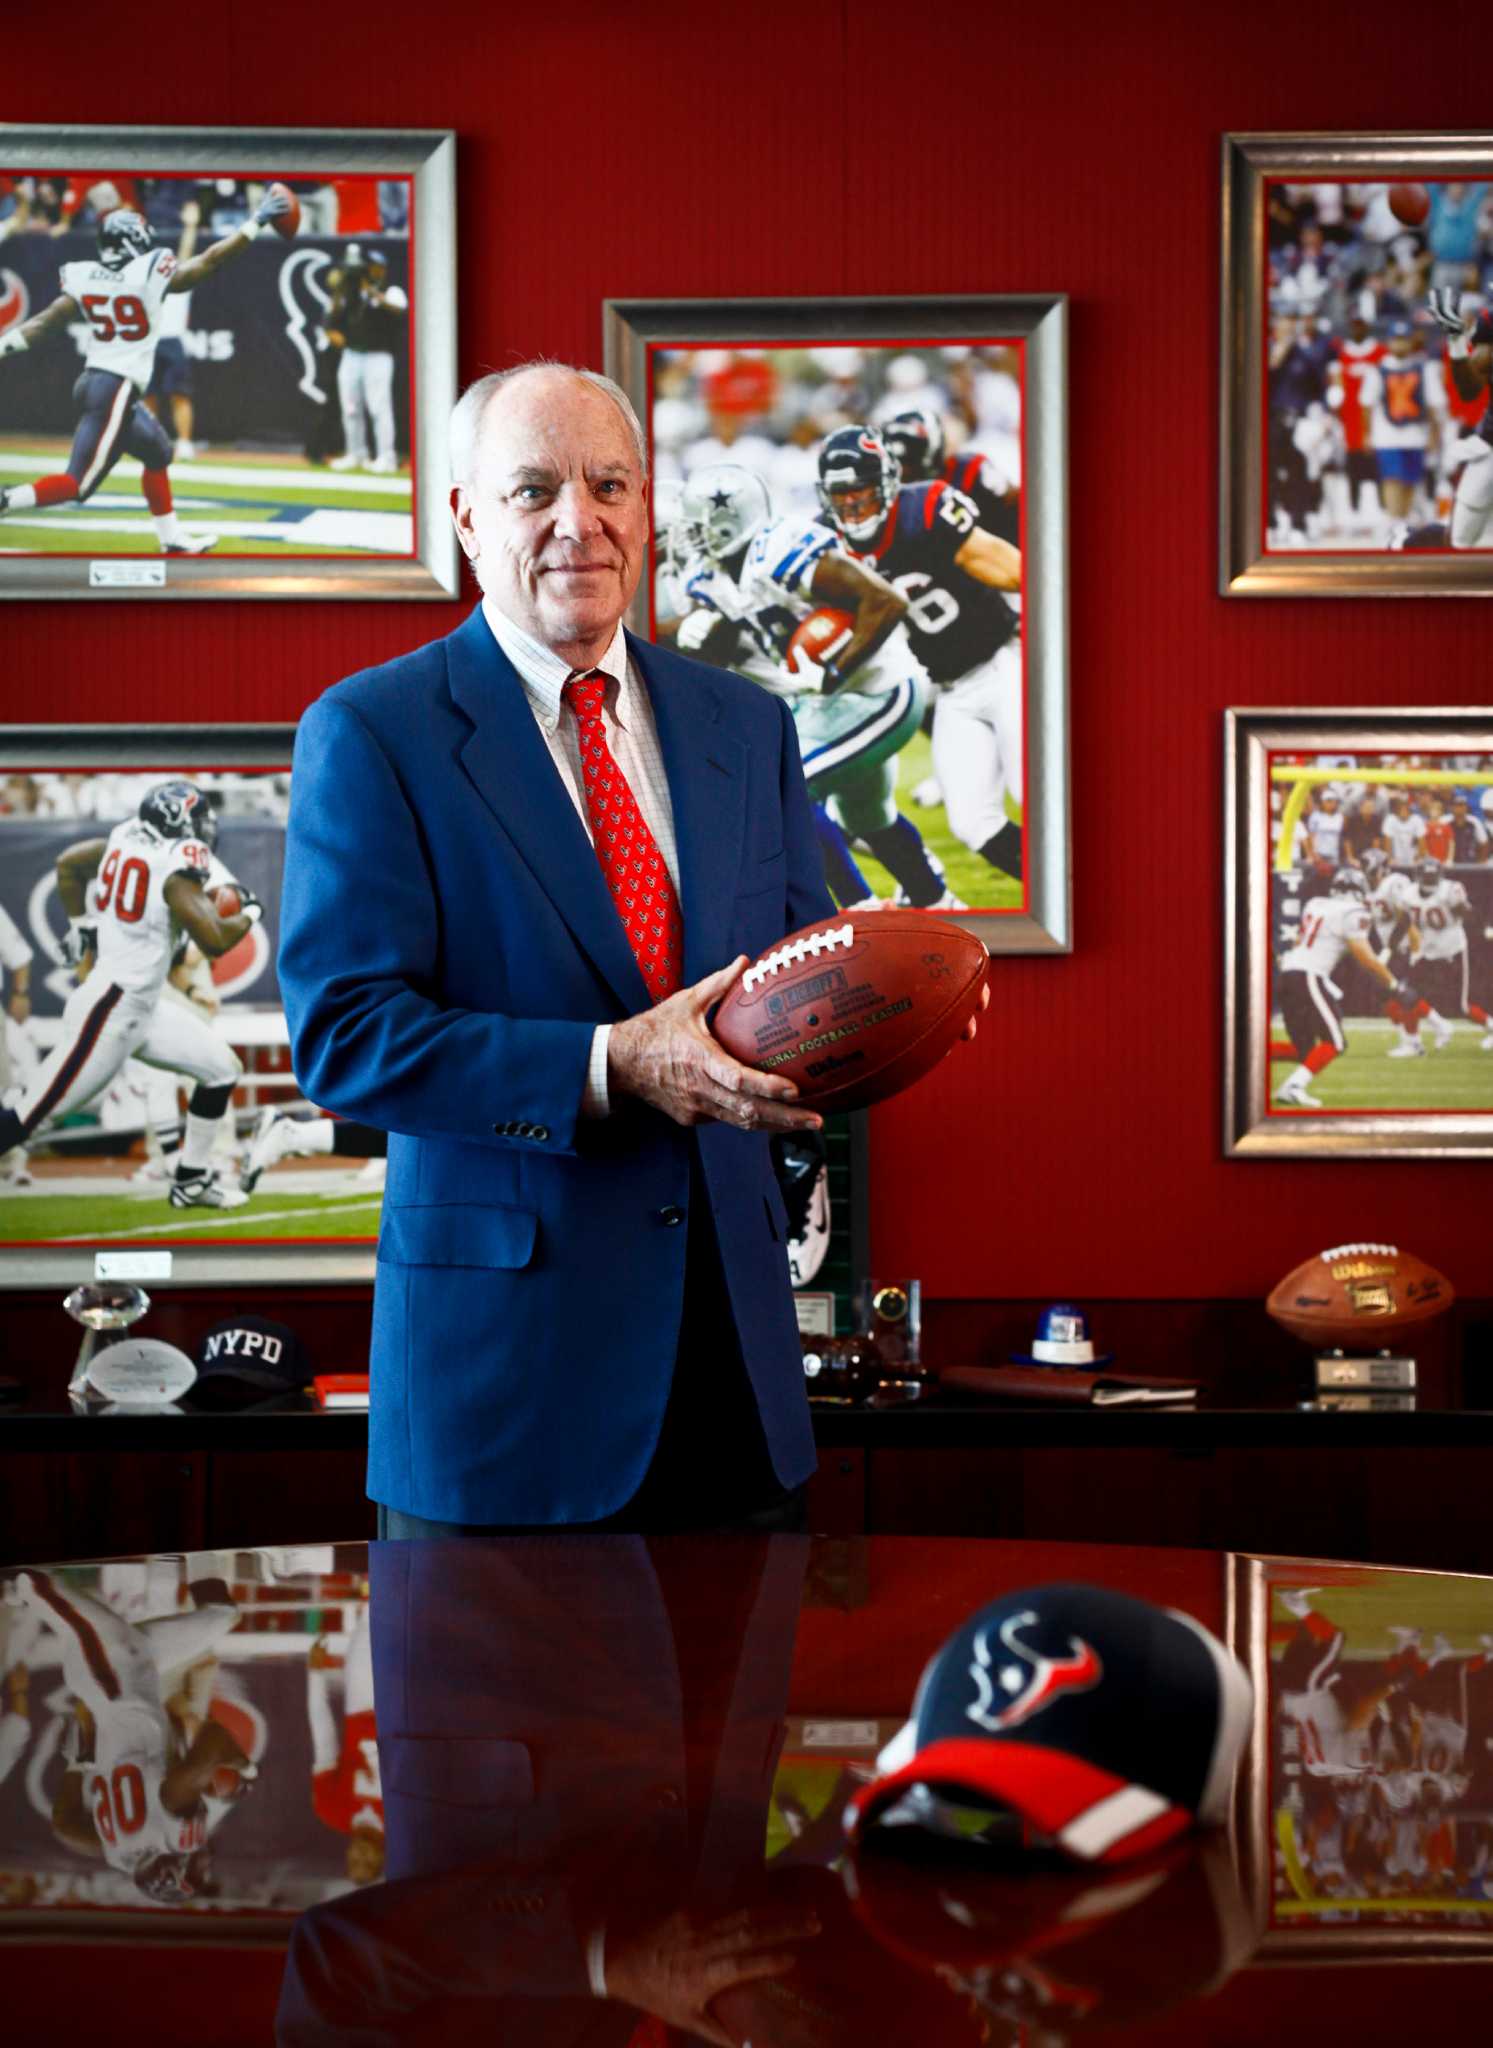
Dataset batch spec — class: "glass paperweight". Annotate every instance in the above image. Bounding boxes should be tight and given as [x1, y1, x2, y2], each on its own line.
[64, 1280, 151, 1397]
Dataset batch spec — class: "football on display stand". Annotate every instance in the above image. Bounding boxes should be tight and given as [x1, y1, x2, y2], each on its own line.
[712, 911, 988, 1114]
[1264, 1242, 1453, 1351]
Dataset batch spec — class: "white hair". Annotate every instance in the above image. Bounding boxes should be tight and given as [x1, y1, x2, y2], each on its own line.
[448, 361, 648, 487]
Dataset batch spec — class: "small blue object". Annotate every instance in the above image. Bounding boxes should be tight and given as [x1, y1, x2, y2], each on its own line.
[1011, 1301, 1112, 1369]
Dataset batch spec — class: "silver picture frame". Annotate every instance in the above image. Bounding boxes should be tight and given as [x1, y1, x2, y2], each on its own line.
[0, 725, 378, 1288]
[0, 123, 458, 600]
[1221, 130, 1493, 596]
[605, 294, 1072, 954]
[1224, 706, 1493, 1156]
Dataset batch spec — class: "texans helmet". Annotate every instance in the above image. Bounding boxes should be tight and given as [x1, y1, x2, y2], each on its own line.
[1329, 864, 1368, 899]
[1359, 846, 1389, 884]
[138, 780, 206, 842]
[880, 407, 947, 483]
[1417, 857, 1443, 895]
[97, 208, 154, 270]
[680, 462, 772, 565]
[817, 426, 901, 544]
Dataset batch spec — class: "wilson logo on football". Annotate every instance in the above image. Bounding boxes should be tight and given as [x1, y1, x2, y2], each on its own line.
[966, 1610, 1104, 1733]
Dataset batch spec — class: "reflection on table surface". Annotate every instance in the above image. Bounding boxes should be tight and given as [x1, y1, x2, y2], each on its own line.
[3, 1535, 1493, 2044]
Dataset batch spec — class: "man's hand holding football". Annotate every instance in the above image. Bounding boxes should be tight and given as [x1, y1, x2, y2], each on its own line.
[608, 957, 824, 1133]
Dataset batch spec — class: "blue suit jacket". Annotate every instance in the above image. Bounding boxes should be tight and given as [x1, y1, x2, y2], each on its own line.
[279, 605, 833, 1523]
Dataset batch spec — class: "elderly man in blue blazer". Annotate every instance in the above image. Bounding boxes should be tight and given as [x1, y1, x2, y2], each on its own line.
[278, 363, 835, 1536]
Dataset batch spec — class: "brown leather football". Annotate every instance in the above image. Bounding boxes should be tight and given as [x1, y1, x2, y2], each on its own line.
[1265, 1242, 1454, 1350]
[711, 910, 987, 1114]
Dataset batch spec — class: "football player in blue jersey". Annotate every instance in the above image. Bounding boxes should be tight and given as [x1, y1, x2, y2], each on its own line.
[670, 461, 958, 909]
[881, 407, 1020, 547]
[0, 189, 291, 553]
[817, 426, 1025, 887]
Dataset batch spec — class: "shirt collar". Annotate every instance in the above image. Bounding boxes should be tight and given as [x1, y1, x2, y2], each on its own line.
[480, 597, 631, 734]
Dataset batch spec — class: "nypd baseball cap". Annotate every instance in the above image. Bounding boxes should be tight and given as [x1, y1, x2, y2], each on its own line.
[843, 1583, 1253, 1865]
[191, 1315, 312, 1401]
[1011, 1302, 1112, 1368]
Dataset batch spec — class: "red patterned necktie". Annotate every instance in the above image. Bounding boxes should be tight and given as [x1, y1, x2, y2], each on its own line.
[562, 670, 684, 1002]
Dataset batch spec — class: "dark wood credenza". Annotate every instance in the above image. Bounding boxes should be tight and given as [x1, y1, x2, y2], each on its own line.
[3, 1389, 1491, 1573]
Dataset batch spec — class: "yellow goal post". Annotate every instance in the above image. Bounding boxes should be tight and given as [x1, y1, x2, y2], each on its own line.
[1272, 765, 1493, 870]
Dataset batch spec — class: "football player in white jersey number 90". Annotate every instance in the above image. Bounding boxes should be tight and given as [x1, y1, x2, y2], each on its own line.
[0, 780, 263, 1209]
[0, 190, 292, 553]
[6, 1568, 254, 1905]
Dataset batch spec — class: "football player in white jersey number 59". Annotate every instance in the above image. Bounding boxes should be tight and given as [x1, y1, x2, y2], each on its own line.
[0, 191, 292, 554]
[0, 781, 262, 1209]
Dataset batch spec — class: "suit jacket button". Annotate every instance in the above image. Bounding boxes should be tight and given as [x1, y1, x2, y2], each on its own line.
[657, 1205, 685, 1227]
[492, 1121, 512, 1136]
[530, 1125, 549, 1142]
[516, 1122, 534, 1138]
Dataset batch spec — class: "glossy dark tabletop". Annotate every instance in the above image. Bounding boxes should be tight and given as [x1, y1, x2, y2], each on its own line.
[5, 1534, 1493, 2044]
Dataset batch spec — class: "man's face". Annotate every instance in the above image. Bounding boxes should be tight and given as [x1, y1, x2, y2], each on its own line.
[452, 370, 648, 665]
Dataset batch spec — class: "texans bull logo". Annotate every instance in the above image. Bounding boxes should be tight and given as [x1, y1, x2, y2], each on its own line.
[966, 1609, 1103, 1733]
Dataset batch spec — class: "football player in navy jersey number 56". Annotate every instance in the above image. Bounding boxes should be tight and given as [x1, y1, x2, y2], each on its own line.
[0, 191, 292, 555]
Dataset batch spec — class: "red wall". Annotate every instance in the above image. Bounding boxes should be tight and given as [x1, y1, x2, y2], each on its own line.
[4, 0, 1486, 1308]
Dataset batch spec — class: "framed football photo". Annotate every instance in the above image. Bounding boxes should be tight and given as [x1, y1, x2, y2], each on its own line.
[1231, 1552, 1493, 1956]
[1224, 708, 1493, 1157]
[1222, 131, 1493, 596]
[0, 123, 457, 598]
[0, 727, 379, 1287]
[605, 295, 1071, 953]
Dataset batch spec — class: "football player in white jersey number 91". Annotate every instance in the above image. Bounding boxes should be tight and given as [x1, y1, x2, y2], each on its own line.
[0, 190, 292, 554]
[0, 781, 262, 1209]
[1275, 865, 1402, 1107]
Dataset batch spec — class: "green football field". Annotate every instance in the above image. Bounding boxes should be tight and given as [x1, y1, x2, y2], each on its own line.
[847, 730, 1023, 912]
[1270, 1572, 1493, 1657]
[0, 440, 411, 556]
[0, 1179, 382, 1246]
[1269, 1017, 1493, 1112]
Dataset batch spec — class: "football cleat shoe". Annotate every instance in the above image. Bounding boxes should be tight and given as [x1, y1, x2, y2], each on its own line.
[169, 1166, 248, 1210]
[1429, 1015, 1455, 1050]
[162, 532, 217, 557]
[239, 1107, 313, 1193]
[366, 453, 399, 474]
[329, 452, 366, 471]
[0, 1147, 32, 1186]
[1482, 1031, 1493, 1051]
[1387, 1039, 1426, 1058]
[1275, 1082, 1322, 1108]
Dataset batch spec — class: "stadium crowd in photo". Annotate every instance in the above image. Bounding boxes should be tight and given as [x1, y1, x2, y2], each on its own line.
[1268, 178, 1493, 553]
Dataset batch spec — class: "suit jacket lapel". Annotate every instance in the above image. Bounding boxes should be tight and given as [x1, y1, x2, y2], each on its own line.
[629, 633, 746, 985]
[445, 607, 650, 1013]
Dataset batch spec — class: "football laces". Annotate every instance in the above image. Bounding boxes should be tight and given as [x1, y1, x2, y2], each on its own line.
[742, 922, 855, 992]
